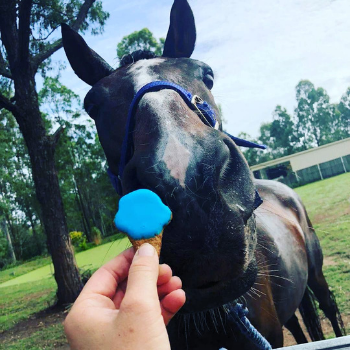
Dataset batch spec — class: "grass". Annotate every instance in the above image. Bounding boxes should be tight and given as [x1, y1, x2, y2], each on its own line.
[0, 256, 52, 284]
[294, 172, 350, 318]
[0, 236, 129, 339]
[0, 278, 56, 333]
[1, 323, 66, 350]
[1, 173, 349, 348]
[0, 236, 130, 288]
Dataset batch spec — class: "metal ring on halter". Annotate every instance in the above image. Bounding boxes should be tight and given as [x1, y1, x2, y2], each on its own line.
[191, 94, 219, 130]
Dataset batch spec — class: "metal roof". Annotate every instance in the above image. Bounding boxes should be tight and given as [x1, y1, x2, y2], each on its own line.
[250, 138, 350, 172]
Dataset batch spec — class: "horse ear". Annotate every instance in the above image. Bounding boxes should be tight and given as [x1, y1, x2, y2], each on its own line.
[61, 24, 114, 86]
[163, 0, 196, 58]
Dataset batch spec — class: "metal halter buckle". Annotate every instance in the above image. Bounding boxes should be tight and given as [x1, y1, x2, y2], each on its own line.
[191, 94, 219, 129]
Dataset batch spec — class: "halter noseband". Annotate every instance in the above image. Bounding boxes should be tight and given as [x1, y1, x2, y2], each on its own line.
[107, 81, 265, 209]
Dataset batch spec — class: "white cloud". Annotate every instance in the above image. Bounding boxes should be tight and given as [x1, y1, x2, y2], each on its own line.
[56, 0, 350, 137]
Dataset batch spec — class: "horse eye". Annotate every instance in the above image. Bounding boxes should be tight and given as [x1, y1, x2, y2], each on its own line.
[203, 73, 214, 90]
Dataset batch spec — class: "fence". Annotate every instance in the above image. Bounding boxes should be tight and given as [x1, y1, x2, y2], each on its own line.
[276, 335, 350, 349]
[296, 156, 349, 186]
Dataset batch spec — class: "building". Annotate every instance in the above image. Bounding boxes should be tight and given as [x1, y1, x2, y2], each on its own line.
[250, 138, 350, 187]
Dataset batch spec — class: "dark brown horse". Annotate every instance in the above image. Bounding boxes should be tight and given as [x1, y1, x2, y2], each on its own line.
[62, 1, 345, 348]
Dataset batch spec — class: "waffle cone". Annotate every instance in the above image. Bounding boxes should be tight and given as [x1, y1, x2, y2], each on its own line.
[129, 232, 163, 256]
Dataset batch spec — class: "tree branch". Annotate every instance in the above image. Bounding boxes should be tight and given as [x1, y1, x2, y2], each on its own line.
[0, 0, 18, 67]
[0, 91, 18, 114]
[32, 0, 96, 70]
[18, 0, 33, 66]
[71, 0, 96, 31]
[52, 125, 65, 148]
[0, 51, 12, 79]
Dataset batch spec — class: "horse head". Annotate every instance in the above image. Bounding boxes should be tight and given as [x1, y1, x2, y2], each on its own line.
[62, 0, 258, 313]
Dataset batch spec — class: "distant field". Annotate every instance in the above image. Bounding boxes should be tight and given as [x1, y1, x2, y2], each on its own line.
[0, 173, 349, 349]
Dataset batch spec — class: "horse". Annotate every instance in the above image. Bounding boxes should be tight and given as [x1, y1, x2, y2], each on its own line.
[61, 0, 345, 348]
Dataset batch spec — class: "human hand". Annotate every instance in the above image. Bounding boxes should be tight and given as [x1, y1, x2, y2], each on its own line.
[64, 243, 186, 350]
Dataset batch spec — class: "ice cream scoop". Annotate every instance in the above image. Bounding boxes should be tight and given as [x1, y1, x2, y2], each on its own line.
[114, 189, 172, 255]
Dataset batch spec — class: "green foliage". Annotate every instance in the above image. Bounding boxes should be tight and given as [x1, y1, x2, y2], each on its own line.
[1, 55, 118, 266]
[0, 236, 9, 267]
[79, 237, 88, 251]
[117, 28, 164, 60]
[69, 231, 83, 246]
[38, 75, 81, 127]
[91, 226, 102, 245]
[29, 1, 109, 76]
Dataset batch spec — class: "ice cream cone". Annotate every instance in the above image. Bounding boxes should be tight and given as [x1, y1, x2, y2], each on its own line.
[129, 231, 163, 256]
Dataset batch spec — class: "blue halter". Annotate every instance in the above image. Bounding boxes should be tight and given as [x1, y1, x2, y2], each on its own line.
[107, 81, 265, 209]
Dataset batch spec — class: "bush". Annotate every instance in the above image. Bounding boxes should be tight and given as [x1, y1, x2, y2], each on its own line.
[79, 237, 88, 251]
[69, 231, 84, 246]
[91, 227, 102, 246]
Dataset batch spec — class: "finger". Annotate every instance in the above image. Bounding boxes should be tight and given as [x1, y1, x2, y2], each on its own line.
[158, 276, 182, 299]
[121, 243, 160, 310]
[157, 264, 172, 286]
[80, 247, 134, 299]
[160, 289, 186, 325]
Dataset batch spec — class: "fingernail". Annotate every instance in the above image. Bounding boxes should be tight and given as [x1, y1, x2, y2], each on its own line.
[137, 243, 156, 256]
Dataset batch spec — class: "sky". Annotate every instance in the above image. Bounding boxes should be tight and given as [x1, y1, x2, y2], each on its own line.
[54, 0, 350, 138]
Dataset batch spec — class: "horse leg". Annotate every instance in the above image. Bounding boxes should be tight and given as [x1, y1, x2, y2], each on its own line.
[284, 314, 308, 344]
[298, 286, 325, 341]
[308, 270, 345, 337]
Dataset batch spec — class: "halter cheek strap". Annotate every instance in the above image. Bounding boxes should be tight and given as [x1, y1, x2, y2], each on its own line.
[107, 80, 265, 209]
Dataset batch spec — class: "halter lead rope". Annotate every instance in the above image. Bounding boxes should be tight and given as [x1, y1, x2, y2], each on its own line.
[221, 303, 272, 350]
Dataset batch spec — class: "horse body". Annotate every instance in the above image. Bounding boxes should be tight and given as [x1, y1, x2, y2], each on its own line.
[168, 179, 310, 349]
[62, 0, 344, 348]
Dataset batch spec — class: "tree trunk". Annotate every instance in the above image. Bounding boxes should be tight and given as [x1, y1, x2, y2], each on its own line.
[1, 217, 16, 263]
[14, 75, 83, 304]
[75, 182, 92, 241]
[99, 207, 106, 236]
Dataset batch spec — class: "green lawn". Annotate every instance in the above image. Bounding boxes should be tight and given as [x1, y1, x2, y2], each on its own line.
[0, 257, 52, 284]
[0, 237, 129, 332]
[1, 173, 349, 348]
[295, 173, 350, 316]
[0, 237, 130, 288]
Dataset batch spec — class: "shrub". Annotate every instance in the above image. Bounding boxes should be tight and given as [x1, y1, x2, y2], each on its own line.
[69, 231, 84, 246]
[91, 227, 102, 246]
[79, 237, 88, 251]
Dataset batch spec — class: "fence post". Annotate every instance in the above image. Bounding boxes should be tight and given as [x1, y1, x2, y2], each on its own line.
[340, 157, 347, 173]
[317, 164, 323, 180]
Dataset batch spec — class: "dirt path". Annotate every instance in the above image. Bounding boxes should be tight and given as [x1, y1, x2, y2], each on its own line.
[0, 307, 69, 349]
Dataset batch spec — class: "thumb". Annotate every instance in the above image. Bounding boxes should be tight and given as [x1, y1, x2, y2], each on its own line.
[122, 243, 160, 309]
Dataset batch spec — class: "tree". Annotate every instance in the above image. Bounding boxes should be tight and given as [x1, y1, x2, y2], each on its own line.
[335, 88, 350, 140]
[0, 0, 108, 304]
[295, 80, 333, 148]
[117, 28, 164, 60]
[241, 80, 350, 166]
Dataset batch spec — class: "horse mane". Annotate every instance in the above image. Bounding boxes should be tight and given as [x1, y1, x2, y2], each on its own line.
[119, 50, 159, 67]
